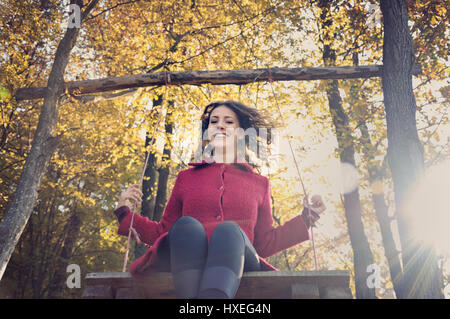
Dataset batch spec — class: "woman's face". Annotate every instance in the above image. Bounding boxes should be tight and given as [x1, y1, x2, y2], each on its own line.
[207, 105, 241, 156]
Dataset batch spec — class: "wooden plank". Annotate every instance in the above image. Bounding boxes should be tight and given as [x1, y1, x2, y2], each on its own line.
[83, 270, 352, 299]
[115, 287, 146, 299]
[319, 286, 353, 299]
[14, 64, 422, 101]
[290, 283, 320, 299]
[236, 270, 349, 299]
[82, 285, 114, 299]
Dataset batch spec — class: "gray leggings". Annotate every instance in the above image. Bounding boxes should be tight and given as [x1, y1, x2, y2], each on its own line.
[155, 216, 261, 299]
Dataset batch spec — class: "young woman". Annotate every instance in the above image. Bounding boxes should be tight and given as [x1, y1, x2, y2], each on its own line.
[114, 100, 326, 299]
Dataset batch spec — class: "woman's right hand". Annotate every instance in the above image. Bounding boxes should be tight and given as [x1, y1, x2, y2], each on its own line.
[117, 183, 143, 211]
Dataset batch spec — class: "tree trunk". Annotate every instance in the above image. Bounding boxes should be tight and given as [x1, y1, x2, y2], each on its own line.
[140, 96, 162, 220]
[134, 96, 162, 260]
[0, 0, 99, 280]
[359, 120, 404, 297]
[153, 101, 174, 222]
[47, 213, 81, 298]
[350, 51, 403, 297]
[359, 118, 404, 296]
[319, 0, 376, 299]
[380, 0, 443, 298]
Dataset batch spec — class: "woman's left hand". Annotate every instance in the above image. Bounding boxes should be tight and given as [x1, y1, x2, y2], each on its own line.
[303, 194, 326, 225]
[308, 195, 326, 215]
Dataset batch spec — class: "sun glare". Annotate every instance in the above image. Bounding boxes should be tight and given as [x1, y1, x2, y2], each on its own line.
[406, 159, 450, 256]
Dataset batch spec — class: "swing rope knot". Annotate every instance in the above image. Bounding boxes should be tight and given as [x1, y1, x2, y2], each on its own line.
[267, 69, 274, 83]
[164, 70, 171, 87]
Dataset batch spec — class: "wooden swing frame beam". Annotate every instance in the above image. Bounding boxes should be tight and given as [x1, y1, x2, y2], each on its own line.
[15, 64, 422, 101]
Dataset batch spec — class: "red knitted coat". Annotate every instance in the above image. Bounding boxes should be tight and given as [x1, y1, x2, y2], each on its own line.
[115, 159, 311, 279]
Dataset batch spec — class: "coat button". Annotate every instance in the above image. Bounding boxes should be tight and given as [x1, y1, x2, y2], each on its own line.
[218, 185, 224, 190]
[216, 215, 221, 220]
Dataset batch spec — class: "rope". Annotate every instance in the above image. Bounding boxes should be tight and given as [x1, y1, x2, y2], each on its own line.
[121, 88, 166, 272]
[121, 69, 319, 272]
[267, 70, 319, 271]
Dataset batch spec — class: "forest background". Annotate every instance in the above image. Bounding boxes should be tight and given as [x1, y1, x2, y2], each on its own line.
[0, 0, 448, 298]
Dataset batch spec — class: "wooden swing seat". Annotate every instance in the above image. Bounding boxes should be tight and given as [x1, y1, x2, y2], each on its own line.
[82, 270, 353, 299]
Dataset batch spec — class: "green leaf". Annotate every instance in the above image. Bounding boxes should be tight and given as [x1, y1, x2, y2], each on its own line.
[0, 86, 11, 100]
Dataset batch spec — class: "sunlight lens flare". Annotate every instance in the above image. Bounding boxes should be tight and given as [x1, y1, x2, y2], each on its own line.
[406, 159, 450, 256]
[340, 162, 360, 194]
